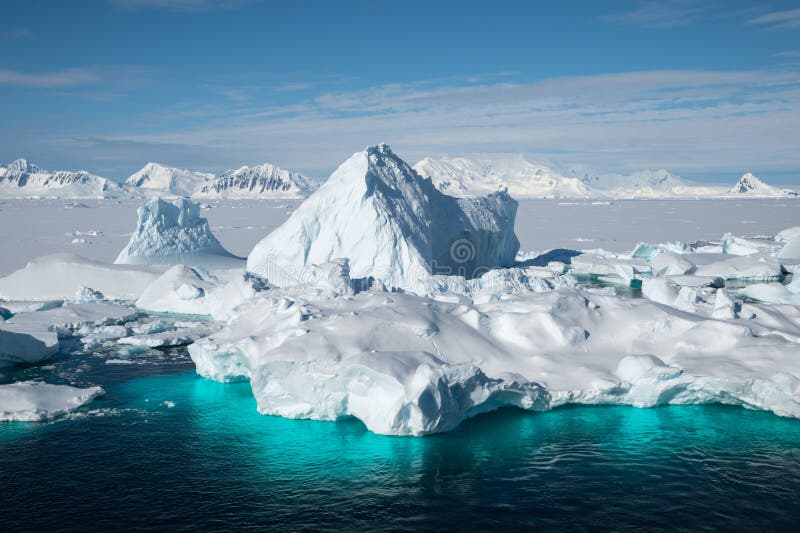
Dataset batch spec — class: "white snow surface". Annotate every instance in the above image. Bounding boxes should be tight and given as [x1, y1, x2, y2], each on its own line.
[135, 265, 269, 320]
[0, 381, 103, 421]
[124, 162, 214, 197]
[194, 163, 318, 199]
[115, 197, 242, 269]
[247, 144, 519, 291]
[0, 254, 162, 301]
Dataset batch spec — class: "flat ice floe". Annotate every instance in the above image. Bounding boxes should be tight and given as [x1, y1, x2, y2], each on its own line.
[0, 253, 162, 301]
[0, 381, 103, 421]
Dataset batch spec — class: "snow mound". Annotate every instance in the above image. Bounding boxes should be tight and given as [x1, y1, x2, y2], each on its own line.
[194, 163, 318, 199]
[136, 265, 269, 320]
[247, 144, 520, 292]
[115, 197, 241, 269]
[0, 254, 161, 301]
[125, 162, 213, 197]
[0, 381, 103, 421]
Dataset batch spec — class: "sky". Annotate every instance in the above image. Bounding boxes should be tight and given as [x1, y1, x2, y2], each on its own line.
[1, 0, 799, 185]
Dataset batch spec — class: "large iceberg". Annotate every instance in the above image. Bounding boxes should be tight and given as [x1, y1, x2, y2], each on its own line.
[115, 197, 241, 269]
[246, 144, 519, 292]
[190, 286, 800, 435]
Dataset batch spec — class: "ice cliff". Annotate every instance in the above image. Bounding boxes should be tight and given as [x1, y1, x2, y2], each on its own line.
[246, 144, 519, 291]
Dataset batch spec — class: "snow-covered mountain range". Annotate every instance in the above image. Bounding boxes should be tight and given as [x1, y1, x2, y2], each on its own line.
[0, 159, 317, 199]
[0, 159, 123, 199]
[0, 155, 796, 200]
[414, 155, 798, 199]
[194, 163, 318, 199]
[413, 155, 593, 198]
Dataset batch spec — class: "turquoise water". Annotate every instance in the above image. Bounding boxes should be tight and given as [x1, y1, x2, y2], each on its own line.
[2, 363, 800, 530]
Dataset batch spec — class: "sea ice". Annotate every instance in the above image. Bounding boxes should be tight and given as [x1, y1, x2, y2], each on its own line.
[0, 381, 103, 421]
[0, 254, 161, 301]
[1, 303, 137, 363]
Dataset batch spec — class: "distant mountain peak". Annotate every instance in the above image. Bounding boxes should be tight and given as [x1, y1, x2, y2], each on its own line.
[125, 162, 214, 197]
[8, 158, 44, 174]
[728, 172, 798, 197]
[194, 161, 317, 199]
[729, 172, 763, 194]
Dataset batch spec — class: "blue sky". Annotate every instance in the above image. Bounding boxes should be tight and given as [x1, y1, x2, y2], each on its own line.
[1, 0, 799, 184]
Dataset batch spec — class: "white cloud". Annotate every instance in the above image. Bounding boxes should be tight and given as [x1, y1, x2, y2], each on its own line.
[748, 8, 800, 31]
[64, 69, 798, 179]
[601, 0, 709, 28]
[108, 0, 254, 11]
[0, 29, 32, 40]
[3, 68, 798, 180]
[0, 68, 98, 88]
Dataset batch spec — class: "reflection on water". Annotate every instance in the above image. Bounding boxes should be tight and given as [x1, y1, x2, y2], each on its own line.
[1, 370, 799, 529]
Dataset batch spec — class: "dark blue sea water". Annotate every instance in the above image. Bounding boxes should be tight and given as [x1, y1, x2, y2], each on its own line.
[2, 357, 800, 530]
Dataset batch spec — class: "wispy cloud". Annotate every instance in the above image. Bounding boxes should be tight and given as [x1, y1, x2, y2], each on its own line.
[601, 0, 709, 28]
[108, 0, 255, 12]
[774, 50, 800, 58]
[0, 28, 33, 40]
[64, 69, 798, 178]
[271, 82, 314, 92]
[0, 68, 98, 88]
[747, 8, 800, 31]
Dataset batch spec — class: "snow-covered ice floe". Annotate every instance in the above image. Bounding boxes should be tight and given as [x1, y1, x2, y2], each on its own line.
[0, 381, 103, 421]
[0, 302, 139, 364]
[0, 253, 163, 301]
